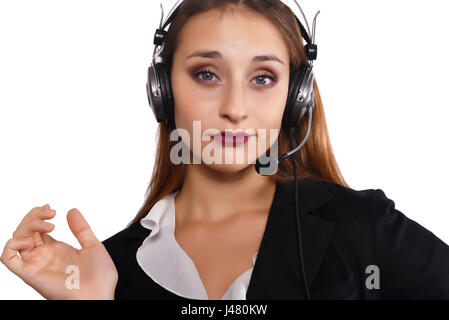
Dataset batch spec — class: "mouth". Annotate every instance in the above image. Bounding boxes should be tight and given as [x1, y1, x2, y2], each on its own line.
[212, 131, 255, 147]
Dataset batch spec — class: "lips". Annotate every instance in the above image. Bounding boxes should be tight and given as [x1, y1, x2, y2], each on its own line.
[212, 131, 254, 147]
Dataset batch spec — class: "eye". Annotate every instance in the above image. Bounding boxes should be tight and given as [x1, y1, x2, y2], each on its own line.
[252, 72, 276, 87]
[194, 68, 218, 82]
[193, 68, 277, 88]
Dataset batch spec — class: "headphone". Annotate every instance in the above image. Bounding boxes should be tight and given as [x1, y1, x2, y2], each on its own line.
[146, 0, 321, 300]
[146, 0, 318, 129]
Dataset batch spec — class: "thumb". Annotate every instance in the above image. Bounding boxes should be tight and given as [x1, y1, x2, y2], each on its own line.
[67, 208, 99, 249]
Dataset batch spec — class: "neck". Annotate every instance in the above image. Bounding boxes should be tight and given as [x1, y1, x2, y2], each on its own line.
[174, 162, 277, 228]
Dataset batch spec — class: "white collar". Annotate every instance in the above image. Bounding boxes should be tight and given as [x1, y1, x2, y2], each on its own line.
[136, 190, 257, 300]
[139, 190, 180, 239]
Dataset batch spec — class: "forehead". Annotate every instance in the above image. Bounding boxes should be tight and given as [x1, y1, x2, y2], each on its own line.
[175, 6, 289, 62]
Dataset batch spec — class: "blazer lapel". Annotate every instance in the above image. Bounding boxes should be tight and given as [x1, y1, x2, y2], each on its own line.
[246, 178, 336, 299]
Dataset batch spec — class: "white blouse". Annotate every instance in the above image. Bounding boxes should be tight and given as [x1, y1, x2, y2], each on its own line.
[136, 190, 258, 300]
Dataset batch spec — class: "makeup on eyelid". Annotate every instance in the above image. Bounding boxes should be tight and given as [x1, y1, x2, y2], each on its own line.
[192, 67, 278, 87]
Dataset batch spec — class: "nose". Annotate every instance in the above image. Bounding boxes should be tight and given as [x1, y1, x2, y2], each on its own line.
[219, 80, 248, 124]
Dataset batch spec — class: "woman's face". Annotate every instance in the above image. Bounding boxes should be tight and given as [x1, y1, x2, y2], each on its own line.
[171, 5, 290, 173]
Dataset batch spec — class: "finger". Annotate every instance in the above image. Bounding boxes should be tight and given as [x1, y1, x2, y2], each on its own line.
[34, 204, 57, 220]
[22, 204, 56, 223]
[67, 208, 99, 249]
[13, 219, 55, 239]
[0, 238, 34, 276]
[14, 204, 56, 239]
[11, 205, 54, 256]
[13, 220, 50, 253]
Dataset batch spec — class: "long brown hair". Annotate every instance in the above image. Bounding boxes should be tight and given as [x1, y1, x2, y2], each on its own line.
[128, 0, 350, 227]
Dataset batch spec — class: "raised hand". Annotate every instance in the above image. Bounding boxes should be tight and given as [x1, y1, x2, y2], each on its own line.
[1, 204, 118, 300]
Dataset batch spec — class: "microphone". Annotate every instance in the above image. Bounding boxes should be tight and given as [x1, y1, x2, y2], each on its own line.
[255, 106, 314, 176]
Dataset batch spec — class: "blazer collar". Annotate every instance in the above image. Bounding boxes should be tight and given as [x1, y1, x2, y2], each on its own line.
[123, 177, 336, 299]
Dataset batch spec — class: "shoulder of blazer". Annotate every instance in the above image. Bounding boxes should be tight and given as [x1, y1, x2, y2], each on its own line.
[317, 179, 422, 228]
[321, 180, 449, 298]
[101, 218, 152, 274]
[303, 179, 379, 223]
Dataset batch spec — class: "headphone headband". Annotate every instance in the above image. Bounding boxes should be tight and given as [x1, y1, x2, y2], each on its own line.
[154, 0, 318, 61]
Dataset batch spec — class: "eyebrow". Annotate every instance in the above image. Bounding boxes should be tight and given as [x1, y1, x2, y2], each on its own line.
[185, 50, 284, 65]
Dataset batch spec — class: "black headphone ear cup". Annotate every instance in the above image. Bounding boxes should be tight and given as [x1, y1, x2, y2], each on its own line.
[147, 64, 165, 124]
[154, 62, 174, 126]
[282, 64, 306, 129]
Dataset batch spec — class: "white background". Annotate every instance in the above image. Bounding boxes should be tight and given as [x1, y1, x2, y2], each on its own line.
[0, 0, 448, 299]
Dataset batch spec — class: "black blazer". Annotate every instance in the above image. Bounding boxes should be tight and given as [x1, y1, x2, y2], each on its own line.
[102, 178, 449, 300]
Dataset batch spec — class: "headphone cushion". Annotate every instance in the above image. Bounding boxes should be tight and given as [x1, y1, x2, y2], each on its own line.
[283, 65, 305, 129]
[155, 63, 174, 125]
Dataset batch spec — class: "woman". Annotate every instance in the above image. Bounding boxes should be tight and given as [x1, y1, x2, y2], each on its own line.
[2, 0, 449, 300]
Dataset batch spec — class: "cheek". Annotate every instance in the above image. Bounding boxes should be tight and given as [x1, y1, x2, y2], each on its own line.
[172, 72, 211, 131]
[252, 90, 287, 149]
[258, 107, 285, 148]
[174, 100, 213, 135]
[256, 92, 287, 130]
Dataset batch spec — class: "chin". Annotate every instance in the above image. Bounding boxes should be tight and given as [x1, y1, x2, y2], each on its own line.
[205, 162, 255, 174]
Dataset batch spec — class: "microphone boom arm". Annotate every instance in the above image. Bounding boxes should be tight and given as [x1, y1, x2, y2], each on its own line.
[279, 105, 314, 162]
